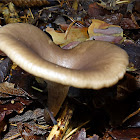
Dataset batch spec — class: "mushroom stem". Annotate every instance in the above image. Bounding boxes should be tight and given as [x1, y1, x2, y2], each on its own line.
[45, 81, 69, 121]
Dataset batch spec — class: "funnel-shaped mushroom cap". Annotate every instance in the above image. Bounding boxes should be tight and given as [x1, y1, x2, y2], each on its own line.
[0, 23, 128, 89]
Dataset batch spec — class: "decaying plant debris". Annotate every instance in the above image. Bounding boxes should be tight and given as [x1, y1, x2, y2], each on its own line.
[0, 0, 140, 140]
[0, 0, 51, 7]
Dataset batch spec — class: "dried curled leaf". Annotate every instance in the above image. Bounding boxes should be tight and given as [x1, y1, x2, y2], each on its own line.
[17, 123, 47, 139]
[46, 25, 88, 47]
[88, 19, 124, 43]
[1, 0, 50, 7]
[0, 97, 32, 124]
[0, 82, 31, 98]
[9, 108, 44, 123]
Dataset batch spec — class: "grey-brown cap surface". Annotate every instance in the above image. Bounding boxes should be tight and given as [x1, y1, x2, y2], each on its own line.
[0, 23, 128, 90]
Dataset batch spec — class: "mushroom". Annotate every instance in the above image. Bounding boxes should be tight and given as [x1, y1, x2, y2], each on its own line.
[0, 23, 129, 121]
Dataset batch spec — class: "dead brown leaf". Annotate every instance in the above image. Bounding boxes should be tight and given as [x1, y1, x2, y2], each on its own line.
[17, 122, 47, 140]
[0, 82, 32, 98]
[88, 19, 124, 43]
[46, 25, 88, 47]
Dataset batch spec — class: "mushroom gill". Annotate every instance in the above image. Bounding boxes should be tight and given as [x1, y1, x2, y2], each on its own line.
[0, 23, 129, 120]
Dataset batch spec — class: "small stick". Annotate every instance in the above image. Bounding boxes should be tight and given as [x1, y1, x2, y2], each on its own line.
[122, 108, 140, 124]
[47, 102, 74, 140]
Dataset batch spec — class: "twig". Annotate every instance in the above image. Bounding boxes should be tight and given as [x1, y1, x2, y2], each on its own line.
[47, 102, 74, 140]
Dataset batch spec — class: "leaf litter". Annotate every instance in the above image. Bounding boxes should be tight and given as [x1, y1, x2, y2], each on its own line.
[0, 0, 140, 139]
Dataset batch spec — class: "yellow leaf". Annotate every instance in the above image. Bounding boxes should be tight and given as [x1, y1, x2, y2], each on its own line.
[46, 26, 88, 47]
